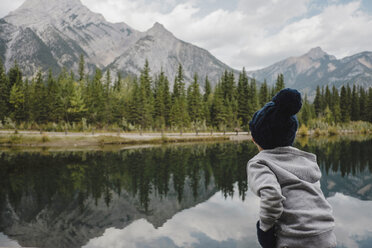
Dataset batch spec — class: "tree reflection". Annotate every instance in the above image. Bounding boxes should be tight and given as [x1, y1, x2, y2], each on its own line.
[0, 137, 371, 217]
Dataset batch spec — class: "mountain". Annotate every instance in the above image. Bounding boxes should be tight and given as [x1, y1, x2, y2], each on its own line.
[108, 22, 235, 84]
[248, 47, 372, 94]
[0, 0, 235, 84]
[0, 175, 217, 248]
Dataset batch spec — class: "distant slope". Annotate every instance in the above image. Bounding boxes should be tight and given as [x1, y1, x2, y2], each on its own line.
[248, 47, 372, 95]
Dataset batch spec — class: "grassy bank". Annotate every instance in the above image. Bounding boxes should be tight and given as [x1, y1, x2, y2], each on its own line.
[297, 120, 372, 137]
[0, 131, 236, 147]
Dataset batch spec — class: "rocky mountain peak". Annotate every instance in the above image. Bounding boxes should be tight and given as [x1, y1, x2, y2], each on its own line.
[5, 0, 92, 27]
[17, 0, 82, 11]
[305, 47, 328, 60]
[147, 22, 174, 37]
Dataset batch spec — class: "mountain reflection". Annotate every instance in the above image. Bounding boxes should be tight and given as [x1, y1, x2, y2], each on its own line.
[0, 137, 371, 247]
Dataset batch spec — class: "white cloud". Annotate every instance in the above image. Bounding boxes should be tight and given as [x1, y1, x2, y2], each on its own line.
[0, 0, 24, 18]
[2, 0, 372, 70]
[84, 188, 261, 248]
[83, 188, 372, 248]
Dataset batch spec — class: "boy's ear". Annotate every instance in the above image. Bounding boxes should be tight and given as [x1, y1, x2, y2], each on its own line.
[252, 138, 263, 151]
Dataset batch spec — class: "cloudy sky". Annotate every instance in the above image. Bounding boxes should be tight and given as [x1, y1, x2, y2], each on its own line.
[1, 0, 372, 70]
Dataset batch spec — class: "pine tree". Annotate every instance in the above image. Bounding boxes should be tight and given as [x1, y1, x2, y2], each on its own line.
[31, 70, 48, 123]
[359, 87, 368, 121]
[367, 88, 372, 123]
[78, 54, 85, 82]
[68, 82, 87, 122]
[204, 76, 211, 102]
[331, 86, 341, 123]
[340, 85, 350, 122]
[138, 60, 154, 129]
[313, 86, 322, 117]
[86, 68, 105, 124]
[350, 85, 360, 121]
[275, 73, 285, 93]
[299, 94, 311, 125]
[259, 80, 269, 107]
[249, 78, 259, 113]
[0, 59, 9, 120]
[187, 73, 203, 123]
[114, 72, 122, 91]
[170, 64, 189, 130]
[46, 69, 62, 122]
[203, 76, 212, 126]
[237, 69, 249, 126]
[211, 83, 227, 130]
[9, 83, 25, 122]
[324, 85, 332, 109]
[154, 70, 171, 128]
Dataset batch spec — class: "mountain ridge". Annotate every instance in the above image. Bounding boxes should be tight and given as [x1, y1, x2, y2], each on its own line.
[248, 47, 372, 94]
[0, 0, 236, 85]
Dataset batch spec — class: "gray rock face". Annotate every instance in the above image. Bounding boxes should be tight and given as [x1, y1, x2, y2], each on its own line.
[108, 22, 236, 84]
[0, 0, 235, 84]
[248, 47, 372, 95]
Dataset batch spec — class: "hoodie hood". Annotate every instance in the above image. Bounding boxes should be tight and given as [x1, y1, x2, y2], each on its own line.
[254, 146, 321, 183]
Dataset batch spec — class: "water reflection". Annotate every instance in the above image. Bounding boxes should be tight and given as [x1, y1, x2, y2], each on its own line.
[0, 137, 372, 248]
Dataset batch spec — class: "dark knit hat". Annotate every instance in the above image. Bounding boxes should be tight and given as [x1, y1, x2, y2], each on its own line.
[249, 88, 302, 150]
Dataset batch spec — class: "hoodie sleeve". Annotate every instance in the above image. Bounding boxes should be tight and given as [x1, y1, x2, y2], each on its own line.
[248, 159, 285, 231]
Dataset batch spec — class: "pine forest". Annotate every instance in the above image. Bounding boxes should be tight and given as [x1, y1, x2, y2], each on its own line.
[1, 56, 372, 133]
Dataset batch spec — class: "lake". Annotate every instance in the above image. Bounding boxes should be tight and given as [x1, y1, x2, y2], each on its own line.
[1, 136, 372, 248]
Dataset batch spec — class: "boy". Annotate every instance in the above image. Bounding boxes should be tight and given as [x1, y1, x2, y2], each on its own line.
[247, 88, 336, 248]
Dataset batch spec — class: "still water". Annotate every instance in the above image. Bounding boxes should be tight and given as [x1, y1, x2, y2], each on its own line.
[0, 137, 372, 248]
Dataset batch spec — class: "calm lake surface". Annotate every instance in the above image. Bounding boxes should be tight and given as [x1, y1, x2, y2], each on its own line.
[1, 136, 372, 248]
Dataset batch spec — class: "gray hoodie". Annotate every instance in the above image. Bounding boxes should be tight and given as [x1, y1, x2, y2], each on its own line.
[247, 146, 336, 248]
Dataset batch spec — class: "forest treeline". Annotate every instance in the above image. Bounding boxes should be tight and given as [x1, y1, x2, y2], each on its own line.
[0, 56, 372, 132]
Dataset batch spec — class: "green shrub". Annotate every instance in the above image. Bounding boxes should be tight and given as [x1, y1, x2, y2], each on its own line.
[298, 124, 309, 137]
[328, 126, 339, 136]
[41, 135, 50, 143]
[9, 135, 22, 144]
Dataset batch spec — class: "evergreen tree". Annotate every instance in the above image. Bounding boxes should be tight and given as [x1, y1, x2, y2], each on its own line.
[46, 69, 62, 122]
[340, 85, 350, 122]
[274, 73, 285, 93]
[299, 94, 311, 125]
[313, 86, 322, 117]
[203, 76, 212, 126]
[359, 87, 368, 121]
[324, 85, 332, 109]
[237, 69, 249, 126]
[86, 68, 105, 124]
[9, 82, 25, 122]
[0, 59, 9, 120]
[68, 82, 87, 122]
[187, 73, 203, 123]
[211, 83, 227, 130]
[367, 88, 372, 122]
[249, 78, 259, 113]
[31, 71, 48, 123]
[170, 64, 189, 130]
[204, 76, 211, 102]
[128, 78, 141, 125]
[350, 85, 360, 121]
[114, 72, 122, 91]
[331, 86, 341, 123]
[154, 70, 171, 128]
[78, 54, 85, 82]
[138, 60, 154, 129]
[58, 70, 74, 123]
[259, 80, 269, 107]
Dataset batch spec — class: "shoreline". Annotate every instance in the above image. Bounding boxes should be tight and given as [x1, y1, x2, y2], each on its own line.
[0, 130, 250, 148]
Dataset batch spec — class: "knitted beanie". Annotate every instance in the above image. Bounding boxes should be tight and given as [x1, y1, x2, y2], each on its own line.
[249, 88, 302, 150]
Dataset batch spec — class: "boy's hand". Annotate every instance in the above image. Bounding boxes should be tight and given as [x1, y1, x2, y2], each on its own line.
[256, 221, 276, 248]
